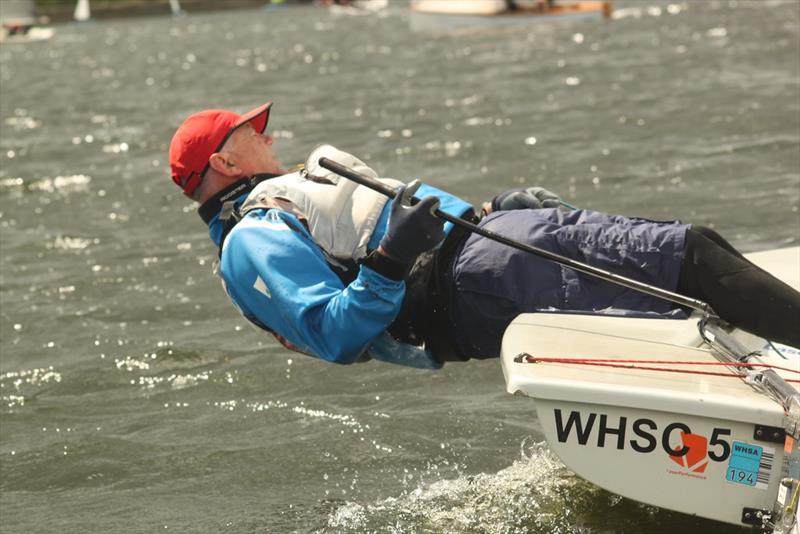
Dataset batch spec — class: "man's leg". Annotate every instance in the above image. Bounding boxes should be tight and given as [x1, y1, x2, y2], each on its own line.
[447, 209, 689, 358]
[678, 227, 800, 347]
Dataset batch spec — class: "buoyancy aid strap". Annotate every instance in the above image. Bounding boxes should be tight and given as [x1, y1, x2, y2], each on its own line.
[215, 185, 361, 286]
[219, 199, 239, 224]
[238, 193, 309, 227]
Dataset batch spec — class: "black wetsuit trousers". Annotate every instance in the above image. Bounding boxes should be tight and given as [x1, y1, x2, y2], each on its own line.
[677, 227, 800, 347]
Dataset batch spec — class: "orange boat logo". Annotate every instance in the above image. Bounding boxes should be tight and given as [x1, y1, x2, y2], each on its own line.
[667, 432, 709, 479]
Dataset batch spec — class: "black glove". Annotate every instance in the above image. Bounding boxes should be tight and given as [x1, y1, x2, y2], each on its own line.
[491, 186, 562, 212]
[379, 180, 445, 265]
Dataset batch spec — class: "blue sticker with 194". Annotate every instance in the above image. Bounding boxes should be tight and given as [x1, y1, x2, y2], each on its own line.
[726, 441, 771, 490]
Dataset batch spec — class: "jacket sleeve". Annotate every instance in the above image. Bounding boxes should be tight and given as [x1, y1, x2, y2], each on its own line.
[218, 208, 405, 364]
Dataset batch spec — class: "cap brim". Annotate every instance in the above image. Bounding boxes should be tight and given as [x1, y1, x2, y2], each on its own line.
[234, 101, 272, 135]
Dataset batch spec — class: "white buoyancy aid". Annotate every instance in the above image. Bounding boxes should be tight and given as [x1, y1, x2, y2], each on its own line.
[238, 145, 402, 261]
[223, 144, 442, 369]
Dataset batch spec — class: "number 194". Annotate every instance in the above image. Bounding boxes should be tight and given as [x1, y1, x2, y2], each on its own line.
[727, 469, 755, 485]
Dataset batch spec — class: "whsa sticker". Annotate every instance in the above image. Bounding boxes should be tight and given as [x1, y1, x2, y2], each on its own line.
[726, 441, 774, 490]
[553, 409, 733, 473]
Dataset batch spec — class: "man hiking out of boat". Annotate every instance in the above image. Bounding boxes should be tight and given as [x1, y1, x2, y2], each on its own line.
[169, 102, 800, 369]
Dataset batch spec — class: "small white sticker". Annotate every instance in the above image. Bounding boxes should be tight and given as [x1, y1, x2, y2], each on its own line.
[777, 482, 788, 505]
[253, 276, 271, 299]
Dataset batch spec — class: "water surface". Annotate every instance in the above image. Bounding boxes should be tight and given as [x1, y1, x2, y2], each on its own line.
[1, 1, 798, 532]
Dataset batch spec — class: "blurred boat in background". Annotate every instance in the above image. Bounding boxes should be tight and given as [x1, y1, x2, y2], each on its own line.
[0, 0, 54, 44]
[320, 0, 388, 16]
[410, 0, 612, 32]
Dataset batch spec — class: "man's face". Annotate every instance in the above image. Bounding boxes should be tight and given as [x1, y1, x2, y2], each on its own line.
[224, 123, 285, 176]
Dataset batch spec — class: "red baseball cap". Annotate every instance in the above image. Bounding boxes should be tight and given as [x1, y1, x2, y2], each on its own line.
[169, 102, 272, 197]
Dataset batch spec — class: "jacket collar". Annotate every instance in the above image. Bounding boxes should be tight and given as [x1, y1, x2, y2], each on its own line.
[197, 173, 282, 224]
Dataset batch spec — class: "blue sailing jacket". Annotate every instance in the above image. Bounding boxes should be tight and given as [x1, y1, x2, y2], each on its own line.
[207, 184, 472, 367]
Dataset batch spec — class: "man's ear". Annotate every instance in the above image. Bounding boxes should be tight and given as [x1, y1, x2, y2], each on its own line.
[208, 152, 242, 177]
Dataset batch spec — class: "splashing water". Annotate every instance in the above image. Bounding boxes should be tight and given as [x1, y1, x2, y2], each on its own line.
[324, 441, 607, 534]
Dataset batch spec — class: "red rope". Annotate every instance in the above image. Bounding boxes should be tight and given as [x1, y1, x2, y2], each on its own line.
[522, 355, 800, 383]
[524, 356, 800, 374]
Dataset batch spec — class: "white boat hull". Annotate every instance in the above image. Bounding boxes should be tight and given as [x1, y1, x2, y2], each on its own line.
[0, 26, 54, 43]
[534, 398, 786, 523]
[501, 247, 800, 531]
[410, 0, 611, 32]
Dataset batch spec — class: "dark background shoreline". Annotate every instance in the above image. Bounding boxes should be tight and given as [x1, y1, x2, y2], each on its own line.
[29, 0, 313, 23]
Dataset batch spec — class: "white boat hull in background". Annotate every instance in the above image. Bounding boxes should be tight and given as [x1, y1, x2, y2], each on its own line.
[409, 0, 612, 32]
[501, 247, 800, 532]
[0, 0, 53, 43]
[0, 26, 54, 43]
[327, 0, 388, 17]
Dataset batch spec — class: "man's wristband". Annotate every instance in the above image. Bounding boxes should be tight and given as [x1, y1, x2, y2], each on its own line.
[362, 248, 411, 281]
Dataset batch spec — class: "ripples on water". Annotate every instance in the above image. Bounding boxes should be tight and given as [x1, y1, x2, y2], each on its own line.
[1, 0, 798, 532]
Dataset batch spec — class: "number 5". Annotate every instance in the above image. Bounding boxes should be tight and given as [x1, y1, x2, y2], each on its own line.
[708, 428, 731, 462]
